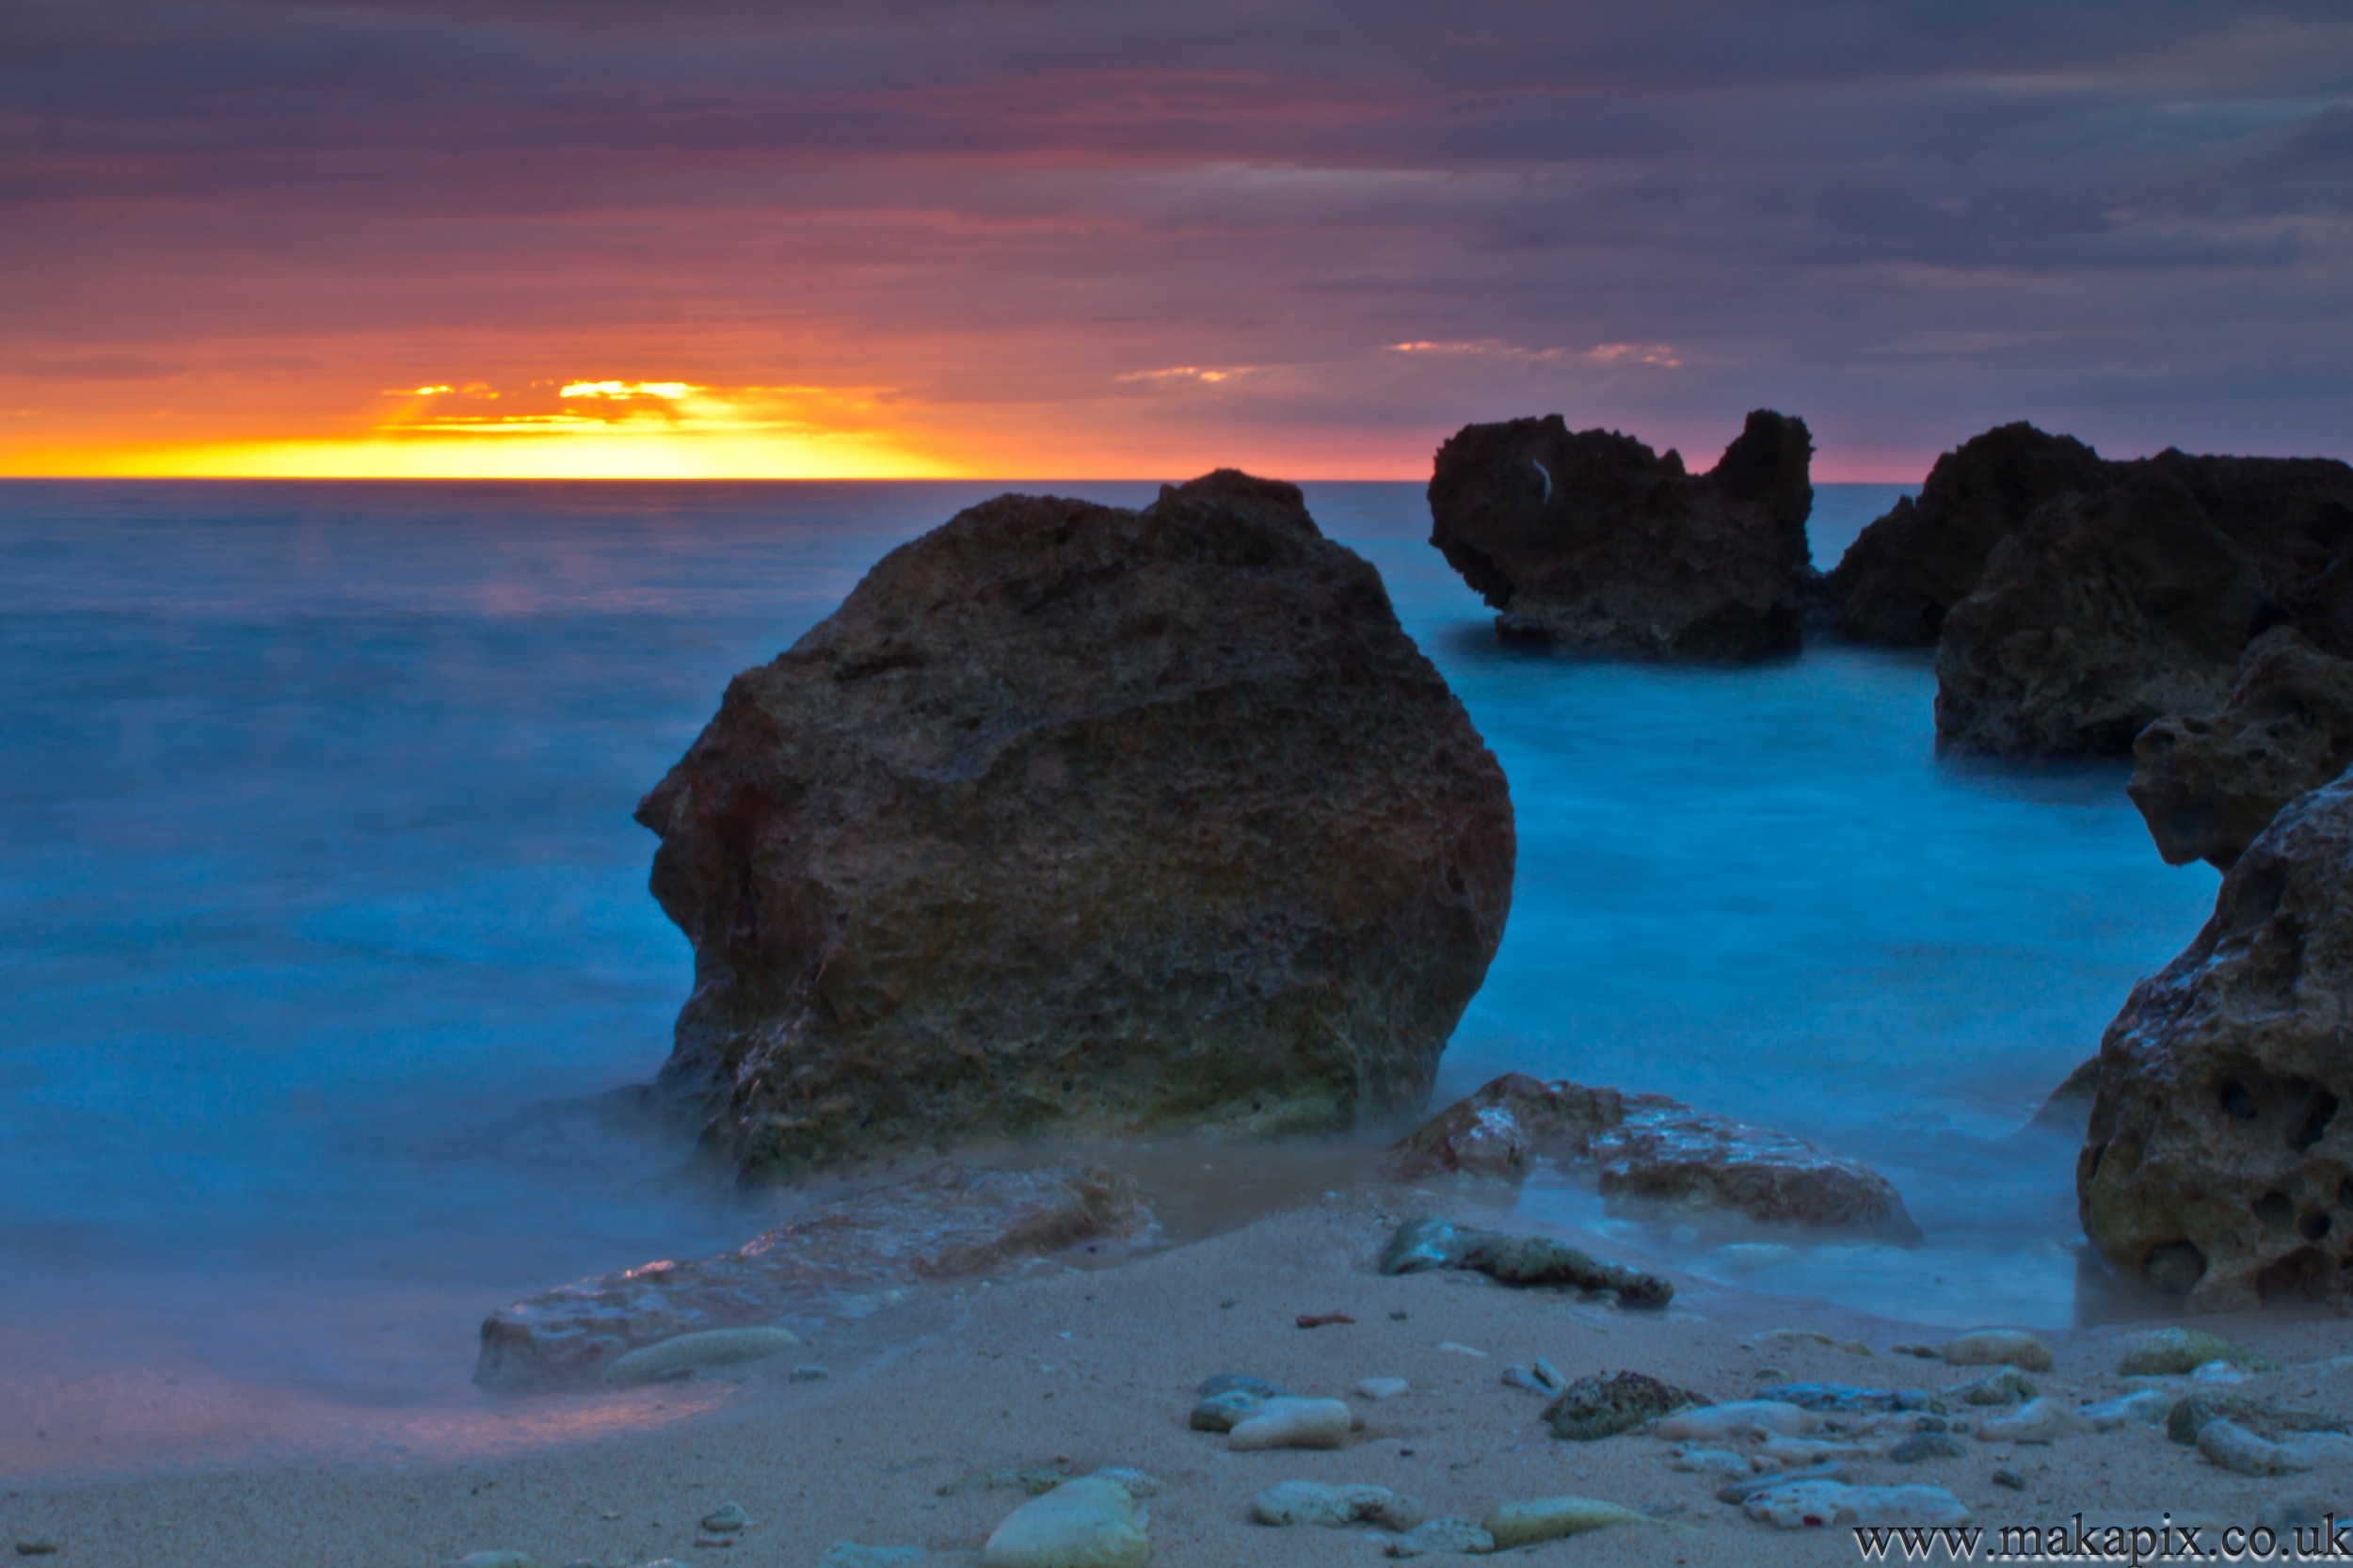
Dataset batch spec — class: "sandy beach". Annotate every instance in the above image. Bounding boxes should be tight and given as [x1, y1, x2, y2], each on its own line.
[10, 1180, 2353, 1568]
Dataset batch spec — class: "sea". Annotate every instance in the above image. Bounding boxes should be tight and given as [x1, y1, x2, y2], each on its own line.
[0, 479, 2220, 1476]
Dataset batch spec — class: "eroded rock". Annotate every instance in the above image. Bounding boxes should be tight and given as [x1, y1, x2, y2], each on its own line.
[1481, 1496, 1651, 1547]
[1377, 1216, 1673, 1305]
[1542, 1371, 1704, 1440]
[2080, 776, 2353, 1310]
[2118, 1328, 2281, 1377]
[477, 1163, 1148, 1388]
[638, 471, 1514, 1178]
[1428, 410, 1815, 659]
[2129, 629, 2353, 870]
[1386, 1075, 1916, 1238]
[1829, 423, 2110, 646]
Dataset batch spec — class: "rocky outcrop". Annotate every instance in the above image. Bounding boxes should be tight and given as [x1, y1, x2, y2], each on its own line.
[1933, 469, 2265, 756]
[1829, 424, 2110, 646]
[1386, 1074, 1917, 1239]
[635, 471, 1514, 1178]
[2079, 776, 2353, 1310]
[1427, 410, 1815, 659]
[476, 1162, 1149, 1388]
[2128, 629, 2353, 870]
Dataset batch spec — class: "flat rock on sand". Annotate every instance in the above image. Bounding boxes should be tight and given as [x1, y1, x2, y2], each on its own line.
[477, 1162, 1149, 1388]
[634, 470, 1514, 1179]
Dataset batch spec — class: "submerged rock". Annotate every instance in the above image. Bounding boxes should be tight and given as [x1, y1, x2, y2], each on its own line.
[1385, 1075, 1916, 1239]
[1828, 423, 2110, 646]
[602, 1326, 798, 1387]
[1378, 1215, 1673, 1305]
[638, 471, 1514, 1178]
[1427, 410, 1816, 659]
[1542, 1371, 1705, 1440]
[477, 1163, 1147, 1388]
[2079, 776, 2353, 1310]
[2129, 629, 2353, 870]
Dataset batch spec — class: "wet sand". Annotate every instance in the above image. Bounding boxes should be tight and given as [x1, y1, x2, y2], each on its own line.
[8, 1187, 2353, 1567]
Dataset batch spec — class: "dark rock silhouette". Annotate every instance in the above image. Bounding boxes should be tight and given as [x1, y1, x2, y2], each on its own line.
[635, 470, 1515, 1178]
[2079, 775, 2353, 1310]
[1829, 423, 2109, 647]
[1427, 410, 1815, 659]
[2129, 628, 2353, 870]
[1831, 423, 2353, 758]
[1933, 469, 2264, 756]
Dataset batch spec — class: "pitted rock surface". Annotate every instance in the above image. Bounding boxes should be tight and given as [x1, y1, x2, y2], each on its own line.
[2081, 776, 2353, 1310]
[1427, 409, 1814, 659]
[636, 471, 1514, 1176]
[2129, 628, 2353, 870]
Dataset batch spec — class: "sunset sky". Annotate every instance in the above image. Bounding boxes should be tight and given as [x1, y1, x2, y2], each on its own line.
[4, 2, 2348, 480]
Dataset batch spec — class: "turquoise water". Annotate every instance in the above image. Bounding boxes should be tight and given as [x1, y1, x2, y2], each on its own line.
[0, 479, 2219, 1462]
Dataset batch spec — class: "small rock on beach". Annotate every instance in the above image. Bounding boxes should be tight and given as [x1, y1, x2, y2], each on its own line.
[1386, 1517, 1497, 1558]
[1543, 1371, 1704, 1440]
[1227, 1397, 1354, 1451]
[981, 1477, 1148, 1568]
[1942, 1331, 2054, 1372]
[1481, 1496, 1651, 1547]
[1251, 1480, 1425, 1530]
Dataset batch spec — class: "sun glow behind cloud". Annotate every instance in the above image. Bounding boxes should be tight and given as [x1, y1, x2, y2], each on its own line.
[60, 378, 957, 479]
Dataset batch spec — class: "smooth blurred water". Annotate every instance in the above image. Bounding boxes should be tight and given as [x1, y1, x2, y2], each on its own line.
[0, 479, 2221, 1467]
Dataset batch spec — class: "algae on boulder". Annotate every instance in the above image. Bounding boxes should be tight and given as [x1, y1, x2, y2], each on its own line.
[637, 471, 1514, 1177]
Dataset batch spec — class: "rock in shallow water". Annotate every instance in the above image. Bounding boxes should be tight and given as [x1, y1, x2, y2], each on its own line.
[636, 470, 1514, 1178]
[2080, 776, 2353, 1311]
[477, 1162, 1147, 1388]
[602, 1328, 798, 1388]
[982, 1478, 1148, 1568]
[1427, 409, 1816, 660]
[1385, 1075, 1916, 1238]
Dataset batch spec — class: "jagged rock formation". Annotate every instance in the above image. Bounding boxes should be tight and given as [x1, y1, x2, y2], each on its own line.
[1385, 1073, 1917, 1239]
[1932, 469, 2264, 756]
[1827, 424, 2110, 647]
[635, 471, 1514, 1178]
[1828, 424, 2353, 758]
[2080, 776, 2353, 1310]
[1426, 410, 1815, 659]
[2129, 629, 2353, 870]
[477, 1163, 1149, 1388]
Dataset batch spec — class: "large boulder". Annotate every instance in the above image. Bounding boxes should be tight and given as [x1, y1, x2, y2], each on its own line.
[2079, 776, 2353, 1310]
[1426, 409, 1815, 659]
[1933, 469, 2264, 756]
[2129, 628, 2353, 870]
[1828, 423, 2111, 646]
[1385, 1074, 1917, 1239]
[634, 471, 1515, 1178]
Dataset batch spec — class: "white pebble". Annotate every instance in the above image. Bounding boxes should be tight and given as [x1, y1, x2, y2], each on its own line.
[1386, 1517, 1495, 1558]
[1354, 1377, 1410, 1400]
[1228, 1396, 1353, 1451]
[2078, 1390, 2170, 1431]
[2199, 1419, 2313, 1477]
[1670, 1445, 1754, 1478]
[1481, 1496, 1649, 1546]
[1435, 1341, 1487, 1358]
[1977, 1398, 2093, 1445]
[982, 1477, 1148, 1568]
[602, 1326, 798, 1386]
[1654, 1400, 1819, 1441]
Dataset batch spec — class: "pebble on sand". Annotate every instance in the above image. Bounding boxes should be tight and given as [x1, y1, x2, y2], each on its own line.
[1227, 1397, 1354, 1451]
[454, 1554, 541, 1568]
[1889, 1432, 1967, 1464]
[1654, 1400, 1818, 1441]
[1481, 1496, 1650, 1546]
[1354, 1377, 1410, 1400]
[981, 1476, 1150, 1568]
[2198, 1419, 2313, 1477]
[2079, 1390, 2171, 1431]
[1746, 1482, 1969, 1529]
[1386, 1517, 1496, 1558]
[699, 1501, 751, 1533]
[815, 1546, 926, 1568]
[1250, 1480, 1426, 1530]
[1977, 1399, 2093, 1445]
[601, 1326, 799, 1387]
[2119, 1328, 2282, 1377]
[1947, 1367, 2037, 1406]
[1941, 1331, 2054, 1372]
